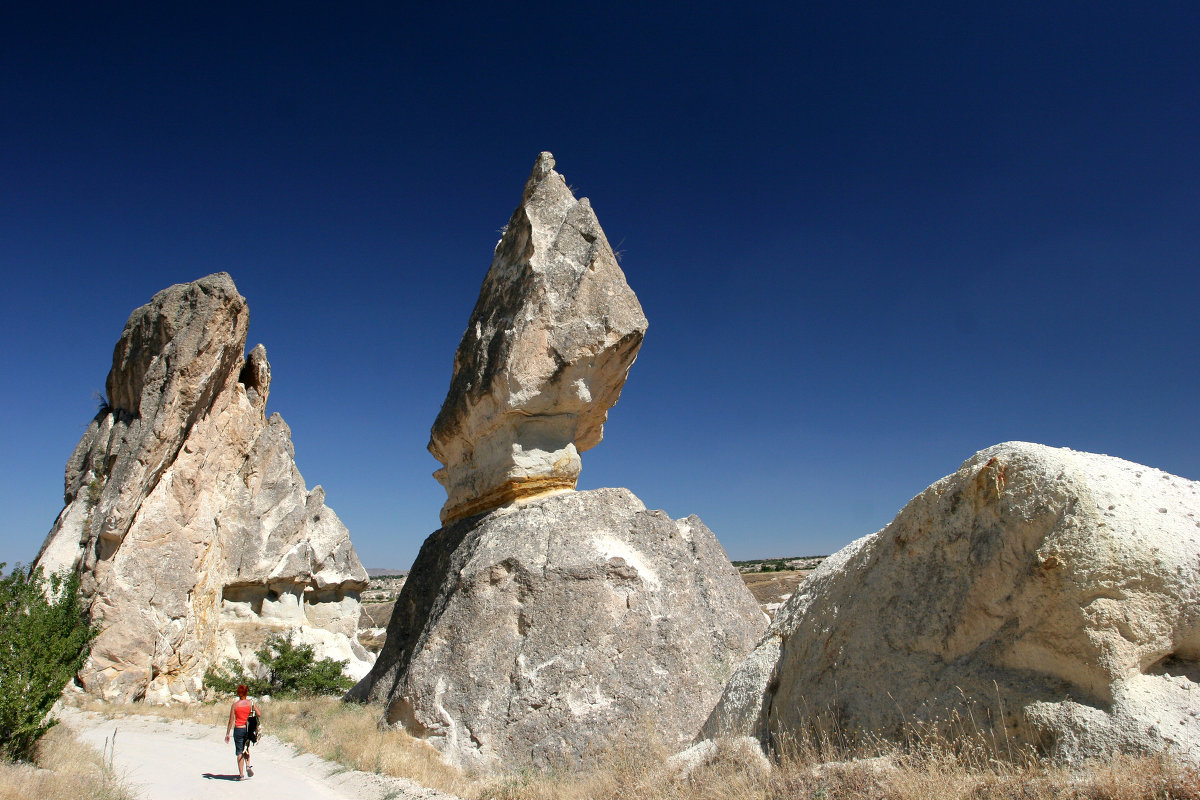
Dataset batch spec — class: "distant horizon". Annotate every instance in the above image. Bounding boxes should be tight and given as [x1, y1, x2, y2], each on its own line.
[364, 552, 834, 573]
[4, 3, 1197, 571]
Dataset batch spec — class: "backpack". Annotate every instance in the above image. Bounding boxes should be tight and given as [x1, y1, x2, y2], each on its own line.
[245, 699, 259, 743]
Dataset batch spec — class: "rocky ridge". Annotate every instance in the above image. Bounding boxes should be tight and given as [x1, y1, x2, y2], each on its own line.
[36, 273, 372, 703]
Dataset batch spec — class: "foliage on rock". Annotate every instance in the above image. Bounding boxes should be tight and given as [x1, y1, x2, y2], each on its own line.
[204, 633, 353, 698]
[0, 563, 96, 761]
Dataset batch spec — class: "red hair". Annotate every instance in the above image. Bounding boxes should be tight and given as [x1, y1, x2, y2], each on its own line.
[236, 684, 248, 698]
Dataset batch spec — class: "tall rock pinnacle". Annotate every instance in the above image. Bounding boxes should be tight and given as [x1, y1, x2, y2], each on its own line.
[36, 273, 372, 703]
[430, 152, 648, 524]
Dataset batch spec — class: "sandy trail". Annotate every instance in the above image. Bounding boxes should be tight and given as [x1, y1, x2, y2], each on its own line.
[59, 708, 460, 800]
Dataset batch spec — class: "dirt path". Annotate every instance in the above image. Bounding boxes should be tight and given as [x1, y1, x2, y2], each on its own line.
[59, 708, 460, 800]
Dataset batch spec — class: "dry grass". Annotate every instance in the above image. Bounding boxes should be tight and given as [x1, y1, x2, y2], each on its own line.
[481, 732, 1200, 800]
[260, 697, 475, 796]
[0, 723, 134, 800]
[770, 735, 1200, 800]
[73, 695, 1200, 800]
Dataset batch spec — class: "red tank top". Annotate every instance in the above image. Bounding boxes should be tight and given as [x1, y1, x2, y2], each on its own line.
[233, 698, 252, 727]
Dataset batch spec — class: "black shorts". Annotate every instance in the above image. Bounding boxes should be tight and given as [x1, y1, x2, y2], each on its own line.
[233, 726, 248, 756]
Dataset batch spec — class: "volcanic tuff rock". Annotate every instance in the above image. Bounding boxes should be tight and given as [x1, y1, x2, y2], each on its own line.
[349, 488, 767, 771]
[36, 273, 372, 703]
[351, 154, 764, 771]
[702, 442, 1200, 765]
[429, 152, 647, 524]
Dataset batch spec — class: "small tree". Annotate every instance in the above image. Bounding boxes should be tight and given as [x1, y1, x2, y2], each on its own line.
[0, 563, 96, 761]
[204, 633, 354, 698]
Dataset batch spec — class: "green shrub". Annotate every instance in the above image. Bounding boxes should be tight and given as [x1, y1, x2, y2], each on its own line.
[202, 655, 271, 698]
[0, 563, 96, 761]
[86, 477, 104, 509]
[204, 633, 354, 698]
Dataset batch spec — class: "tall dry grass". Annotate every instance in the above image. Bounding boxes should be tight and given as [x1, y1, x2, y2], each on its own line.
[258, 697, 476, 796]
[475, 733, 1200, 800]
[766, 727, 1200, 800]
[0, 722, 134, 800]
[75, 695, 1200, 800]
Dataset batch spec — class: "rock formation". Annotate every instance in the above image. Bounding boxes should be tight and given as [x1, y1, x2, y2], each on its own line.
[429, 151, 647, 524]
[352, 489, 766, 770]
[351, 154, 766, 772]
[36, 273, 372, 703]
[702, 442, 1200, 765]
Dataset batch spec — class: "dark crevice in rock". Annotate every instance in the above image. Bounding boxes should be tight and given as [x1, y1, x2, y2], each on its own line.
[1147, 654, 1200, 684]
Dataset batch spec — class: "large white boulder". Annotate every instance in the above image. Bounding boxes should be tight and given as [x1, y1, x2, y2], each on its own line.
[703, 442, 1200, 764]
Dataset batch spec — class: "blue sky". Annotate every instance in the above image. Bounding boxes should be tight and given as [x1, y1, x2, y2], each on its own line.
[2, 2, 1197, 569]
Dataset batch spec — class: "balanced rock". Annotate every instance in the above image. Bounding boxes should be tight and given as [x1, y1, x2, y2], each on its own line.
[350, 488, 766, 771]
[36, 273, 372, 703]
[702, 442, 1200, 764]
[429, 152, 647, 524]
[351, 154, 765, 771]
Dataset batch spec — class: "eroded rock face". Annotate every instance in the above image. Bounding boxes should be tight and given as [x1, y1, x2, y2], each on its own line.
[702, 442, 1200, 765]
[349, 488, 766, 771]
[36, 273, 371, 703]
[429, 152, 647, 524]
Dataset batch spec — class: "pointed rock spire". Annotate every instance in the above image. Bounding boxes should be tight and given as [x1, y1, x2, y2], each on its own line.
[36, 273, 371, 703]
[430, 152, 648, 523]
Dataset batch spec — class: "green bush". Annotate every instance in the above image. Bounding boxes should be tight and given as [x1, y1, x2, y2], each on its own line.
[0, 563, 96, 761]
[202, 654, 271, 698]
[204, 633, 354, 698]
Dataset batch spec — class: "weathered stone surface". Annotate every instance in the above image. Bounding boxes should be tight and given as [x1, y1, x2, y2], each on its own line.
[429, 152, 647, 524]
[36, 274, 371, 703]
[350, 488, 767, 772]
[702, 442, 1200, 764]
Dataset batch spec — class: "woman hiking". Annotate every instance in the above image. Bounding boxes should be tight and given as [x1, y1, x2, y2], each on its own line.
[224, 684, 262, 780]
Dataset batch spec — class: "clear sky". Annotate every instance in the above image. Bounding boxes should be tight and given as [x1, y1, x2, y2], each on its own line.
[2, 3, 1197, 570]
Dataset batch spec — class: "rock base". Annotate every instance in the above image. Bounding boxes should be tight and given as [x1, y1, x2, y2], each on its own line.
[351, 488, 766, 772]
